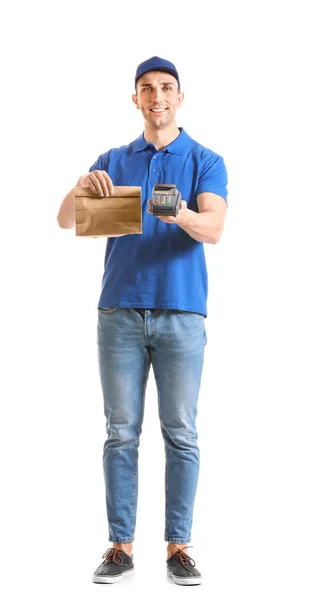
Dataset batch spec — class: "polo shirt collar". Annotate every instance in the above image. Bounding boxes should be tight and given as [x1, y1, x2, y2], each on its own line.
[133, 127, 189, 155]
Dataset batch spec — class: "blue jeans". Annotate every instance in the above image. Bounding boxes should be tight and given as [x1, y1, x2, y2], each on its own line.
[97, 307, 207, 544]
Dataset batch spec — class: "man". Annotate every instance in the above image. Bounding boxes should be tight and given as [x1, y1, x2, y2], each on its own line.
[57, 56, 228, 586]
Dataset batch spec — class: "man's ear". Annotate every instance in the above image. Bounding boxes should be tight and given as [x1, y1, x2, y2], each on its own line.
[132, 94, 140, 109]
[177, 91, 184, 108]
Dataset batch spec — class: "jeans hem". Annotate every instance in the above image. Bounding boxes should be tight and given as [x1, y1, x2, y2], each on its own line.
[165, 537, 191, 543]
[109, 537, 134, 543]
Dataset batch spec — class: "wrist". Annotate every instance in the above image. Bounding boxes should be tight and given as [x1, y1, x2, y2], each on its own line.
[178, 207, 194, 226]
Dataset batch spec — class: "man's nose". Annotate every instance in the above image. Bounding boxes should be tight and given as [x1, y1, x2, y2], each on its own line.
[151, 88, 164, 102]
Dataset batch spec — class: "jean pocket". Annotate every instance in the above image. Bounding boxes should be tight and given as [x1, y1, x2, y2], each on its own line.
[176, 309, 204, 317]
[98, 307, 118, 314]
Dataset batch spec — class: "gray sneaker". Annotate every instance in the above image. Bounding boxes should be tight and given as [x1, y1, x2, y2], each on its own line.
[92, 547, 134, 584]
[166, 546, 202, 585]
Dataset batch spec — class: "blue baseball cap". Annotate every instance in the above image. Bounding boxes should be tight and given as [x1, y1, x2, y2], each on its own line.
[135, 56, 180, 90]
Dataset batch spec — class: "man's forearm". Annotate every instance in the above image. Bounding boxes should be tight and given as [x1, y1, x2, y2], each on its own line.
[177, 208, 221, 244]
[57, 189, 76, 229]
[57, 178, 82, 229]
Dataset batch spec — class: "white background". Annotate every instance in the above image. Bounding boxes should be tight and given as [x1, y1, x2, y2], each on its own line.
[1, 0, 313, 598]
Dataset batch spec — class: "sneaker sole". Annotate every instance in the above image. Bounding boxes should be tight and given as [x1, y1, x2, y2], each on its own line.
[167, 570, 202, 585]
[93, 568, 134, 584]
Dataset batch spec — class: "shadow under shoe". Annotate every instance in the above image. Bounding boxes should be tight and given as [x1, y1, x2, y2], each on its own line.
[92, 547, 134, 584]
[166, 546, 202, 585]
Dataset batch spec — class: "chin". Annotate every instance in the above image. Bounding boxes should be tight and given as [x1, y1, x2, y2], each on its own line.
[150, 122, 166, 129]
[147, 116, 172, 129]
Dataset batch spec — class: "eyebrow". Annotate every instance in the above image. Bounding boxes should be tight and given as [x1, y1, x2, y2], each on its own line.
[140, 81, 175, 87]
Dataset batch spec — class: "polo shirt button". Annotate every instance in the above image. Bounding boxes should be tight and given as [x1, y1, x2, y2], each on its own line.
[153, 169, 156, 172]
[153, 156, 156, 159]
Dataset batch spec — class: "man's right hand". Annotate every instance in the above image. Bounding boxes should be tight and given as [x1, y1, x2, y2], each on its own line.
[77, 170, 114, 197]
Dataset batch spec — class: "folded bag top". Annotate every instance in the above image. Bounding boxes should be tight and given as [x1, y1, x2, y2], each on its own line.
[74, 186, 142, 237]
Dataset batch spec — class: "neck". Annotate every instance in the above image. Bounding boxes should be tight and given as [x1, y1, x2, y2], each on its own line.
[143, 122, 181, 151]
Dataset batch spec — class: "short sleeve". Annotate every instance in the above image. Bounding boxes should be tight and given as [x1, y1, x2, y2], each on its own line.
[89, 150, 111, 173]
[196, 153, 228, 203]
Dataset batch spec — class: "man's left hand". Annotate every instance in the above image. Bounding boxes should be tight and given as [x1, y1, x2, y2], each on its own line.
[147, 200, 189, 225]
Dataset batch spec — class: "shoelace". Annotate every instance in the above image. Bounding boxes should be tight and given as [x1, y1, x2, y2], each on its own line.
[171, 545, 196, 568]
[102, 547, 124, 564]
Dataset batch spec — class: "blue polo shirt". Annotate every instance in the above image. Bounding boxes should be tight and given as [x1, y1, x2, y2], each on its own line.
[89, 127, 228, 318]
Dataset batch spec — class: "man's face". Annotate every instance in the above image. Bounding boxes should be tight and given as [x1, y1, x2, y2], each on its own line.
[132, 71, 184, 129]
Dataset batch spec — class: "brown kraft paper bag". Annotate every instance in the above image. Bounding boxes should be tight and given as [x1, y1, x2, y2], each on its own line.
[74, 186, 142, 237]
